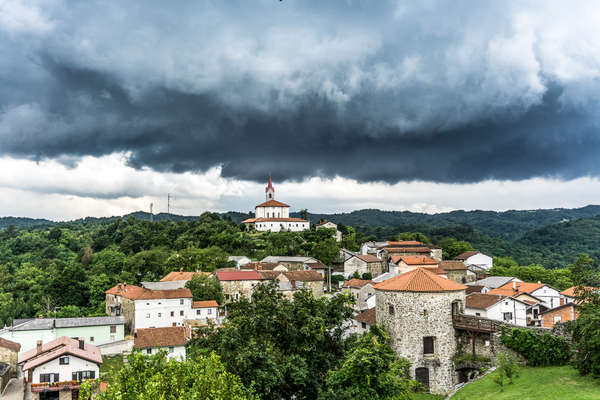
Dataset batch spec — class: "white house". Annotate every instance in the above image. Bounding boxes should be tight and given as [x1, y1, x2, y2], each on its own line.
[454, 251, 493, 271]
[0, 316, 125, 356]
[134, 326, 188, 361]
[465, 277, 522, 294]
[228, 256, 252, 268]
[316, 220, 342, 242]
[488, 281, 562, 309]
[465, 293, 528, 326]
[19, 337, 102, 397]
[242, 177, 309, 232]
[191, 300, 220, 326]
[349, 307, 375, 335]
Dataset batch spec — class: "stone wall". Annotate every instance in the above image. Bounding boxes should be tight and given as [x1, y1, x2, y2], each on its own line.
[221, 280, 261, 302]
[376, 289, 466, 395]
[0, 345, 19, 394]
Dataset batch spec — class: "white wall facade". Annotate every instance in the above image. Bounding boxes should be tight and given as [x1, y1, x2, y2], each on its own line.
[255, 221, 309, 232]
[530, 286, 562, 309]
[31, 355, 99, 384]
[143, 345, 186, 361]
[192, 306, 219, 324]
[255, 206, 289, 218]
[134, 298, 193, 329]
[465, 254, 493, 270]
[465, 299, 527, 326]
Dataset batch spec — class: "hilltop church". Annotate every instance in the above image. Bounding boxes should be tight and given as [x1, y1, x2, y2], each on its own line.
[242, 177, 310, 232]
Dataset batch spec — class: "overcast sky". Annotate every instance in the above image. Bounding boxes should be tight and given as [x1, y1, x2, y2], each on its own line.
[1, 0, 600, 220]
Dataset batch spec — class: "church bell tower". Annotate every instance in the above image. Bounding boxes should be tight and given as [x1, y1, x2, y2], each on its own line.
[265, 176, 275, 201]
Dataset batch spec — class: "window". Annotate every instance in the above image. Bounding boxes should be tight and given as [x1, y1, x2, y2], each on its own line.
[180, 299, 184, 305]
[72, 371, 95, 381]
[475, 312, 481, 317]
[197, 310, 201, 315]
[90, 336, 94, 342]
[388, 304, 395, 315]
[59, 356, 69, 365]
[180, 310, 184, 316]
[208, 309, 212, 315]
[554, 315, 562, 323]
[146, 313, 150, 318]
[158, 313, 162, 317]
[40, 373, 59, 383]
[423, 336, 435, 355]
[503, 312, 513, 321]
[169, 346, 174, 353]
[170, 311, 174, 317]
[110, 325, 117, 333]
[361, 322, 366, 329]
[146, 348, 152, 354]
[146, 302, 150, 305]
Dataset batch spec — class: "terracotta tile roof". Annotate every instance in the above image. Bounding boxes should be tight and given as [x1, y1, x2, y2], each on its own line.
[540, 302, 579, 315]
[243, 262, 280, 270]
[0, 338, 20, 352]
[343, 278, 373, 289]
[560, 286, 597, 298]
[386, 247, 431, 254]
[160, 270, 210, 282]
[242, 217, 308, 223]
[215, 270, 262, 281]
[355, 307, 376, 325]
[306, 262, 329, 269]
[20, 337, 102, 371]
[439, 260, 467, 271]
[192, 300, 219, 308]
[134, 327, 188, 349]
[105, 284, 192, 300]
[466, 285, 484, 294]
[385, 241, 424, 246]
[283, 271, 323, 282]
[466, 293, 504, 309]
[487, 282, 546, 297]
[352, 254, 381, 263]
[397, 255, 439, 265]
[423, 267, 448, 275]
[455, 251, 480, 260]
[255, 199, 290, 208]
[373, 268, 467, 292]
[257, 271, 282, 280]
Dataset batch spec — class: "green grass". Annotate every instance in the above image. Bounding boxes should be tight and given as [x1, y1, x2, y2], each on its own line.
[100, 355, 124, 378]
[412, 393, 445, 400]
[452, 366, 600, 400]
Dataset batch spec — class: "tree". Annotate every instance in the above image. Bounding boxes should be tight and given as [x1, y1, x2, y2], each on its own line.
[493, 351, 519, 391]
[185, 274, 223, 304]
[48, 227, 62, 243]
[0, 292, 15, 326]
[322, 325, 414, 400]
[394, 232, 431, 244]
[299, 209, 309, 221]
[81, 245, 94, 267]
[166, 246, 230, 272]
[311, 238, 340, 266]
[569, 254, 597, 287]
[439, 238, 474, 259]
[568, 288, 600, 377]
[82, 351, 254, 400]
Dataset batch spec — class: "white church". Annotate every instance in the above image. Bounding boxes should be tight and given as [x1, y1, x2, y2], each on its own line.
[242, 177, 310, 232]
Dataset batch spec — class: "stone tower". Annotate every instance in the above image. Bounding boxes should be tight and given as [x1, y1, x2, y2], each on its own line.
[265, 176, 275, 201]
[373, 268, 467, 395]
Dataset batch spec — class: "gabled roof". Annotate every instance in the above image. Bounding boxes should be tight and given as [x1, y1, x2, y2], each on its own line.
[0, 338, 20, 352]
[466, 293, 505, 309]
[349, 254, 381, 263]
[466, 276, 520, 289]
[283, 271, 323, 282]
[560, 286, 598, 298]
[243, 261, 281, 271]
[19, 337, 102, 371]
[134, 327, 188, 349]
[397, 255, 438, 265]
[386, 247, 431, 254]
[373, 268, 467, 292]
[385, 241, 424, 246]
[488, 281, 548, 297]
[455, 251, 480, 260]
[9, 316, 124, 331]
[192, 300, 219, 308]
[242, 217, 308, 223]
[540, 302, 579, 315]
[343, 279, 373, 289]
[255, 199, 290, 208]
[105, 284, 192, 300]
[439, 260, 467, 271]
[160, 270, 210, 282]
[261, 256, 319, 264]
[215, 270, 262, 281]
[354, 307, 376, 325]
[306, 262, 328, 270]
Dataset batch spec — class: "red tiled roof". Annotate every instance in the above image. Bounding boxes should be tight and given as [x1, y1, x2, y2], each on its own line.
[306, 262, 328, 270]
[355, 307, 376, 325]
[134, 327, 188, 349]
[455, 251, 479, 260]
[192, 300, 219, 308]
[466, 293, 504, 309]
[488, 282, 546, 297]
[215, 270, 262, 281]
[374, 268, 467, 292]
[283, 271, 323, 282]
[243, 262, 280, 270]
[397, 256, 439, 265]
[242, 217, 308, 223]
[439, 260, 467, 271]
[160, 270, 210, 282]
[255, 199, 290, 208]
[423, 267, 448, 275]
[20, 337, 102, 371]
[353, 254, 381, 263]
[386, 241, 424, 246]
[105, 284, 192, 300]
[0, 337, 20, 352]
[386, 247, 431, 254]
[560, 286, 597, 298]
[343, 278, 373, 289]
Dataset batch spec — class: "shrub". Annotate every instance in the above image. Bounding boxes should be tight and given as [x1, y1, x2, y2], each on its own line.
[493, 352, 519, 391]
[500, 327, 571, 366]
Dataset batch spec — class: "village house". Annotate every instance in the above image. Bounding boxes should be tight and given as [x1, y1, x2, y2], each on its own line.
[0, 338, 20, 394]
[374, 268, 467, 395]
[343, 254, 384, 278]
[258, 270, 324, 298]
[394, 255, 440, 274]
[439, 260, 475, 284]
[190, 300, 220, 325]
[242, 177, 310, 232]
[159, 269, 211, 285]
[487, 281, 562, 309]
[20, 337, 102, 400]
[350, 307, 376, 335]
[105, 284, 193, 332]
[339, 248, 357, 263]
[362, 240, 442, 261]
[259, 256, 322, 271]
[228, 256, 252, 268]
[316, 219, 342, 242]
[541, 303, 579, 329]
[342, 279, 375, 311]
[560, 286, 598, 304]
[464, 293, 528, 326]
[303, 262, 329, 278]
[465, 276, 522, 294]
[454, 251, 493, 271]
[215, 270, 263, 303]
[0, 316, 125, 356]
[134, 326, 188, 360]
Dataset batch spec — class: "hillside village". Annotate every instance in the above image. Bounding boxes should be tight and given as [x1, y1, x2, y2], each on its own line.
[0, 180, 597, 399]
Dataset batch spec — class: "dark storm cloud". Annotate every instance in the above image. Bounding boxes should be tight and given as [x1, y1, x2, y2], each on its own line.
[1, 0, 600, 184]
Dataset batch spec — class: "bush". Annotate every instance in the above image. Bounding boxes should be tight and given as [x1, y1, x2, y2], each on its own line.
[500, 327, 571, 366]
[493, 351, 519, 391]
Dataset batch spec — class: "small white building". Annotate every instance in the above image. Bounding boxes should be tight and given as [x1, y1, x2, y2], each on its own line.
[350, 307, 375, 335]
[134, 326, 188, 361]
[316, 220, 342, 242]
[19, 337, 102, 397]
[454, 251, 493, 271]
[465, 293, 528, 326]
[242, 177, 309, 232]
[488, 281, 562, 309]
[465, 276, 522, 294]
[190, 300, 220, 326]
[228, 256, 252, 268]
[343, 254, 384, 278]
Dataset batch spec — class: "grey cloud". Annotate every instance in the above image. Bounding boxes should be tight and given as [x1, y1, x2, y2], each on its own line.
[1, 0, 600, 184]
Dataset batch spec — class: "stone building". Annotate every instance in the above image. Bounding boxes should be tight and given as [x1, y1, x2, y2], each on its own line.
[439, 260, 475, 284]
[258, 270, 324, 299]
[342, 279, 375, 311]
[394, 255, 439, 274]
[374, 268, 467, 395]
[260, 256, 322, 271]
[215, 270, 263, 303]
[0, 338, 20, 394]
[343, 254, 384, 278]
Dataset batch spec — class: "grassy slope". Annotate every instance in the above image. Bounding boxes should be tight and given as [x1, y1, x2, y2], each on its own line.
[452, 366, 600, 400]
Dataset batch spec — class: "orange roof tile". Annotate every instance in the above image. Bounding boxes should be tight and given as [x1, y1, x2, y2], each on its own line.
[0, 338, 20, 352]
[487, 281, 545, 297]
[422, 267, 448, 275]
[355, 307, 376, 324]
[105, 284, 192, 300]
[134, 327, 188, 349]
[160, 270, 210, 282]
[343, 278, 373, 289]
[439, 260, 467, 271]
[373, 268, 467, 292]
[397, 255, 439, 265]
[560, 286, 597, 298]
[255, 199, 290, 208]
[386, 241, 424, 246]
[466, 293, 504, 309]
[354, 254, 381, 263]
[192, 300, 219, 308]
[386, 247, 431, 254]
[20, 337, 102, 371]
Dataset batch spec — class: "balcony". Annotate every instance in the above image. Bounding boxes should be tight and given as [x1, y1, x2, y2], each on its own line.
[30, 380, 91, 392]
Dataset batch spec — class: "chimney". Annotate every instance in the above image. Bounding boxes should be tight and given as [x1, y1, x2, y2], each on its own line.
[78, 338, 85, 350]
[118, 283, 123, 291]
[36, 340, 42, 354]
[180, 268, 183, 272]
[512, 281, 517, 290]
[537, 281, 541, 284]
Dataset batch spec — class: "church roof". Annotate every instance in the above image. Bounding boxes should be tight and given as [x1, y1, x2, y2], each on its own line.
[255, 199, 290, 208]
[265, 176, 275, 193]
[242, 217, 307, 223]
[373, 268, 467, 292]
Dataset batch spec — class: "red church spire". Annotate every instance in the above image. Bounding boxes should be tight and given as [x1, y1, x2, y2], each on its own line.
[265, 175, 274, 193]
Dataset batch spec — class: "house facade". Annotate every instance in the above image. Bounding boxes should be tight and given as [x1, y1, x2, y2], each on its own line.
[488, 281, 561, 309]
[134, 327, 188, 360]
[439, 260, 474, 284]
[216, 270, 263, 302]
[343, 254, 383, 278]
[541, 303, 579, 329]
[395, 255, 439, 274]
[316, 220, 342, 242]
[374, 268, 467, 395]
[0, 338, 20, 394]
[465, 293, 528, 326]
[0, 316, 125, 356]
[454, 251, 493, 271]
[191, 300, 220, 326]
[260, 256, 321, 271]
[342, 279, 375, 311]
[350, 307, 376, 335]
